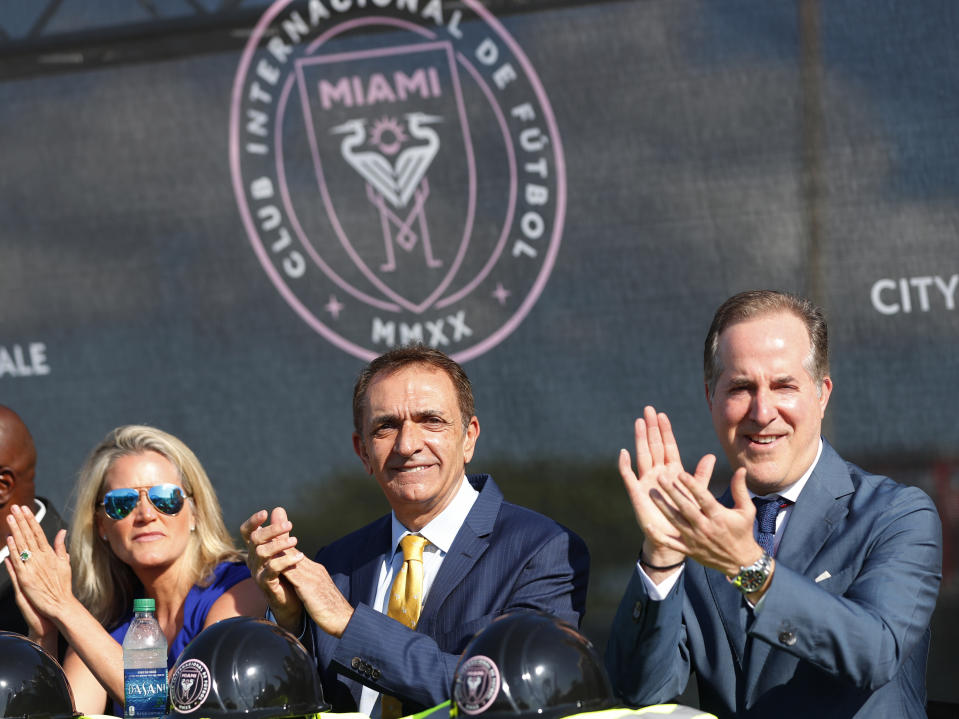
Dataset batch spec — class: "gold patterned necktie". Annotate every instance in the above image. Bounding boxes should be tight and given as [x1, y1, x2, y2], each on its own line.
[381, 534, 429, 719]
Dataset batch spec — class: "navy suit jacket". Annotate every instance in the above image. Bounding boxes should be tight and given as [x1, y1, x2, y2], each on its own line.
[606, 440, 942, 719]
[304, 474, 589, 714]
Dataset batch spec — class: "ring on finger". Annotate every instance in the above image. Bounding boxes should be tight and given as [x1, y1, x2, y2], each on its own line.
[19, 550, 32, 562]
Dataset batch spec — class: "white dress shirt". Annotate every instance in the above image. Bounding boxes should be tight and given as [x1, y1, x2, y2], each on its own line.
[359, 476, 479, 717]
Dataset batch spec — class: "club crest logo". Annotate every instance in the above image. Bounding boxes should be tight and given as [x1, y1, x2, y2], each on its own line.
[230, 0, 566, 361]
[454, 654, 500, 714]
[169, 658, 211, 713]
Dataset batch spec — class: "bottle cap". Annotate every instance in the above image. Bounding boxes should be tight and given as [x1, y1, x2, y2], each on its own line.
[133, 598, 156, 612]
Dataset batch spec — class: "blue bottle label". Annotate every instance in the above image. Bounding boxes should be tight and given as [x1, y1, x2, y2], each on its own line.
[124, 667, 168, 717]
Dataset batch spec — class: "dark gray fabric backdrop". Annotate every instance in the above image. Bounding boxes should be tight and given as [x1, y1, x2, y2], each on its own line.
[1, 0, 957, 705]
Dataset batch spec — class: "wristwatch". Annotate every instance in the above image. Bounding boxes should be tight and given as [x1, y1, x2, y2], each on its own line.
[729, 551, 773, 594]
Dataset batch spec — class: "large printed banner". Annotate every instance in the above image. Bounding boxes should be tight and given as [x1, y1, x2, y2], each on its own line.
[231, 0, 564, 362]
[1, 0, 957, 700]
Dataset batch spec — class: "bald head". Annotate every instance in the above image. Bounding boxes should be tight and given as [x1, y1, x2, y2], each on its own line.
[0, 405, 37, 513]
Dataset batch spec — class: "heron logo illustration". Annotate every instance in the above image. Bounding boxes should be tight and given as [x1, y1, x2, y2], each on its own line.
[334, 113, 439, 210]
[332, 112, 443, 272]
[231, 0, 567, 362]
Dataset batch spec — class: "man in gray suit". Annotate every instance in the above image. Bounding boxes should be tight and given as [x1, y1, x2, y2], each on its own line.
[606, 290, 941, 718]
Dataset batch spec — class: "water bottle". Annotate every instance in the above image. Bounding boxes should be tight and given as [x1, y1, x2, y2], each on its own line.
[122, 598, 168, 718]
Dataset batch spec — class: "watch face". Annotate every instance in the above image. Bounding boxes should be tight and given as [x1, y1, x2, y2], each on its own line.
[733, 568, 766, 593]
[731, 553, 771, 593]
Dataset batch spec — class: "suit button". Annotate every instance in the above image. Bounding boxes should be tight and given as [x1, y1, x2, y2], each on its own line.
[632, 601, 643, 622]
[351, 657, 361, 669]
[778, 631, 797, 646]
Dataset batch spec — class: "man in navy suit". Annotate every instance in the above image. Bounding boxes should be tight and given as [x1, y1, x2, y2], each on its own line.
[606, 290, 941, 718]
[243, 346, 588, 716]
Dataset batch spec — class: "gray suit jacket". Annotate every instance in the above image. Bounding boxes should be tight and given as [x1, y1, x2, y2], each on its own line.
[606, 441, 942, 718]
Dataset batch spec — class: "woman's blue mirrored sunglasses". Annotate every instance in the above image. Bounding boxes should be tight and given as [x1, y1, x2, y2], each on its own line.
[101, 484, 188, 520]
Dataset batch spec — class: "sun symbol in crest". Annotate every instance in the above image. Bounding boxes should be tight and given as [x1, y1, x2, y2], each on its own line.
[370, 116, 408, 156]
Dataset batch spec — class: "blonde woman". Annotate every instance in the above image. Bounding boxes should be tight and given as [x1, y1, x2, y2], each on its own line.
[4, 425, 265, 714]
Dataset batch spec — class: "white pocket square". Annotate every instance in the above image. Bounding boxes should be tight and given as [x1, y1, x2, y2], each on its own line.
[815, 571, 832, 583]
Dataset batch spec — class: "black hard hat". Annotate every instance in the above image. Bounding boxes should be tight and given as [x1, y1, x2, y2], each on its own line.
[451, 612, 616, 719]
[0, 631, 80, 719]
[165, 617, 329, 718]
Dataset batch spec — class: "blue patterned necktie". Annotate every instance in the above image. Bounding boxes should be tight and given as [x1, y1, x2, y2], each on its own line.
[753, 496, 784, 555]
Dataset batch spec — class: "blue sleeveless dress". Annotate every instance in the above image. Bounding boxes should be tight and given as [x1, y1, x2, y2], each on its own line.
[107, 561, 251, 714]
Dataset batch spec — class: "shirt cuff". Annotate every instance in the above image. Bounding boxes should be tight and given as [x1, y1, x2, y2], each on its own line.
[636, 559, 684, 600]
[747, 592, 767, 614]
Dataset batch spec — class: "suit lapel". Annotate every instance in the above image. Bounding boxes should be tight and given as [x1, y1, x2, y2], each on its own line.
[745, 440, 854, 698]
[421, 527, 490, 624]
[420, 475, 500, 627]
[774, 442, 853, 574]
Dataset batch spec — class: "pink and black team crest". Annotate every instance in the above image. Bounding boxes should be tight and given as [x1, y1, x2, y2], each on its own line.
[169, 658, 211, 713]
[230, 0, 566, 362]
[298, 42, 475, 313]
[454, 655, 501, 715]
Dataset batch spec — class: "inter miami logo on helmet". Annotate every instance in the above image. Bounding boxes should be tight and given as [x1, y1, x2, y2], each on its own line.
[231, 0, 566, 361]
[454, 655, 501, 715]
[451, 612, 616, 719]
[169, 658, 212, 713]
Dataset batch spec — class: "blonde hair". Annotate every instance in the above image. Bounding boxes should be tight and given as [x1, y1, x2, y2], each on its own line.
[70, 425, 244, 627]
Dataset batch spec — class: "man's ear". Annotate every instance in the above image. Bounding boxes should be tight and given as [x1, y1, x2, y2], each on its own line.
[0, 468, 15, 505]
[818, 376, 833, 415]
[462, 417, 480, 464]
[352, 432, 373, 475]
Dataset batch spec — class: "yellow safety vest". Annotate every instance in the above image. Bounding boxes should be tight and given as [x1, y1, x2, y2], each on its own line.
[406, 701, 716, 719]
